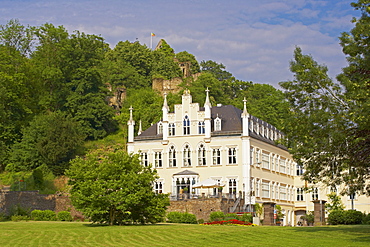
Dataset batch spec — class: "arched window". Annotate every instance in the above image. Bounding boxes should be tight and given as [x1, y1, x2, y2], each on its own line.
[183, 115, 190, 135]
[183, 144, 191, 167]
[169, 146, 176, 167]
[198, 144, 206, 166]
[198, 121, 205, 134]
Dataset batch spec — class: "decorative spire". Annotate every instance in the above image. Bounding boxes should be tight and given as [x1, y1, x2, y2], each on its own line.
[163, 92, 169, 111]
[242, 97, 248, 116]
[138, 120, 142, 135]
[129, 105, 134, 121]
[204, 87, 211, 107]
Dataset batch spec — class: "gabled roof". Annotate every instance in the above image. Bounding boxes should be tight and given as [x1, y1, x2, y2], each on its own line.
[173, 170, 199, 176]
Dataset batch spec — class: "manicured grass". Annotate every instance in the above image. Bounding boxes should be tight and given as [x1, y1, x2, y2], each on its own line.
[0, 221, 369, 247]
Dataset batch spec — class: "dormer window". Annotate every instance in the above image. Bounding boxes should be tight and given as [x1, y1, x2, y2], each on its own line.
[214, 115, 221, 131]
[158, 122, 163, 134]
[183, 115, 190, 135]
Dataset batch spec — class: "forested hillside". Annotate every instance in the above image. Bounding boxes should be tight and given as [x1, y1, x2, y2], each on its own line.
[0, 20, 289, 181]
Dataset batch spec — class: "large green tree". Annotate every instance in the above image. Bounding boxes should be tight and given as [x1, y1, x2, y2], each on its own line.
[280, 0, 370, 195]
[0, 45, 39, 170]
[67, 148, 169, 225]
[8, 111, 85, 175]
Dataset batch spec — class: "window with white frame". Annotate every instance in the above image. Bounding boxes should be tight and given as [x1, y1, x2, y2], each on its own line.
[183, 144, 191, 167]
[296, 164, 304, 175]
[279, 159, 286, 173]
[183, 115, 190, 135]
[262, 181, 270, 198]
[275, 156, 279, 171]
[312, 188, 319, 200]
[228, 178, 237, 194]
[253, 121, 257, 133]
[228, 147, 237, 164]
[198, 121, 205, 134]
[214, 116, 222, 131]
[287, 161, 291, 175]
[169, 123, 175, 136]
[271, 183, 275, 199]
[250, 147, 254, 165]
[198, 144, 206, 166]
[262, 153, 270, 169]
[275, 184, 279, 199]
[297, 188, 304, 201]
[169, 145, 177, 167]
[140, 152, 148, 167]
[154, 151, 162, 168]
[256, 149, 261, 166]
[280, 186, 287, 200]
[158, 122, 163, 135]
[255, 179, 260, 197]
[155, 181, 163, 194]
[212, 148, 221, 165]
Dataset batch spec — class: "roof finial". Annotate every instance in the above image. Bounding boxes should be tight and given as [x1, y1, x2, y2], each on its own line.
[204, 87, 211, 107]
[129, 105, 133, 121]
[242, 97, 248, 116]
[138, 119, 142, 135]
[163, 92, 169, 110]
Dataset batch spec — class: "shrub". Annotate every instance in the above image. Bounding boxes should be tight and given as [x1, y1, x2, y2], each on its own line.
[225, 213, 238, 220]
[362, 213, 370, 225]
[166, 212, 197, 224]
[10, 204, 30, 217]
[329, 210, 364, 225]
[31, 210, 44, 221]
[57, 211, 72, 221]
[0, 212, 8, 222]
[31, 210, 57, 221]
[167, 212, 183, 223]
[343, 210, 363, 225]
[328, 210, 344, 225]
[240, 213, 253, 223]
[11, 215, 30, 221]
[198, 219, 204, 224]
[181, 212, 197, 224]
[209, 211, 225, 222]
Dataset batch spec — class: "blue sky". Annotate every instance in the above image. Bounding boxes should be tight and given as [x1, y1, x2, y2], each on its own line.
[0, 0, 359, 88]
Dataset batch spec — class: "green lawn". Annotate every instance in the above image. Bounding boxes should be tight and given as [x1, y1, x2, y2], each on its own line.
[0, 222, 369, 247]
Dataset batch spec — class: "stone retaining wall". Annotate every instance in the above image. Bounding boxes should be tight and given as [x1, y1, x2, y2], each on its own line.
[0, 191, 81, 218]
[167, 197, 242, 221]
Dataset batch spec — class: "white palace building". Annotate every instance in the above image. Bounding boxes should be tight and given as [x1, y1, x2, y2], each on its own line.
[127, 89, 370, 226]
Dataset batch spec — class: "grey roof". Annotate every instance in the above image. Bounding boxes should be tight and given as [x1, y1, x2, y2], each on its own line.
[211, 105, 242, 135]
[134, 104, 286, 149]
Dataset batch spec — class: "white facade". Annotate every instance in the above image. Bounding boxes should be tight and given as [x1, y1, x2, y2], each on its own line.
[128, 90, 370, 226]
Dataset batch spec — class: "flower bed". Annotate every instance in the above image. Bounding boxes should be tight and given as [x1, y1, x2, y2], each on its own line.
[202, 219, 257, 226]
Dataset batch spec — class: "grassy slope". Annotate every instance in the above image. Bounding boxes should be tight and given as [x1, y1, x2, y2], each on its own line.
[0, 222, 369, 247]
